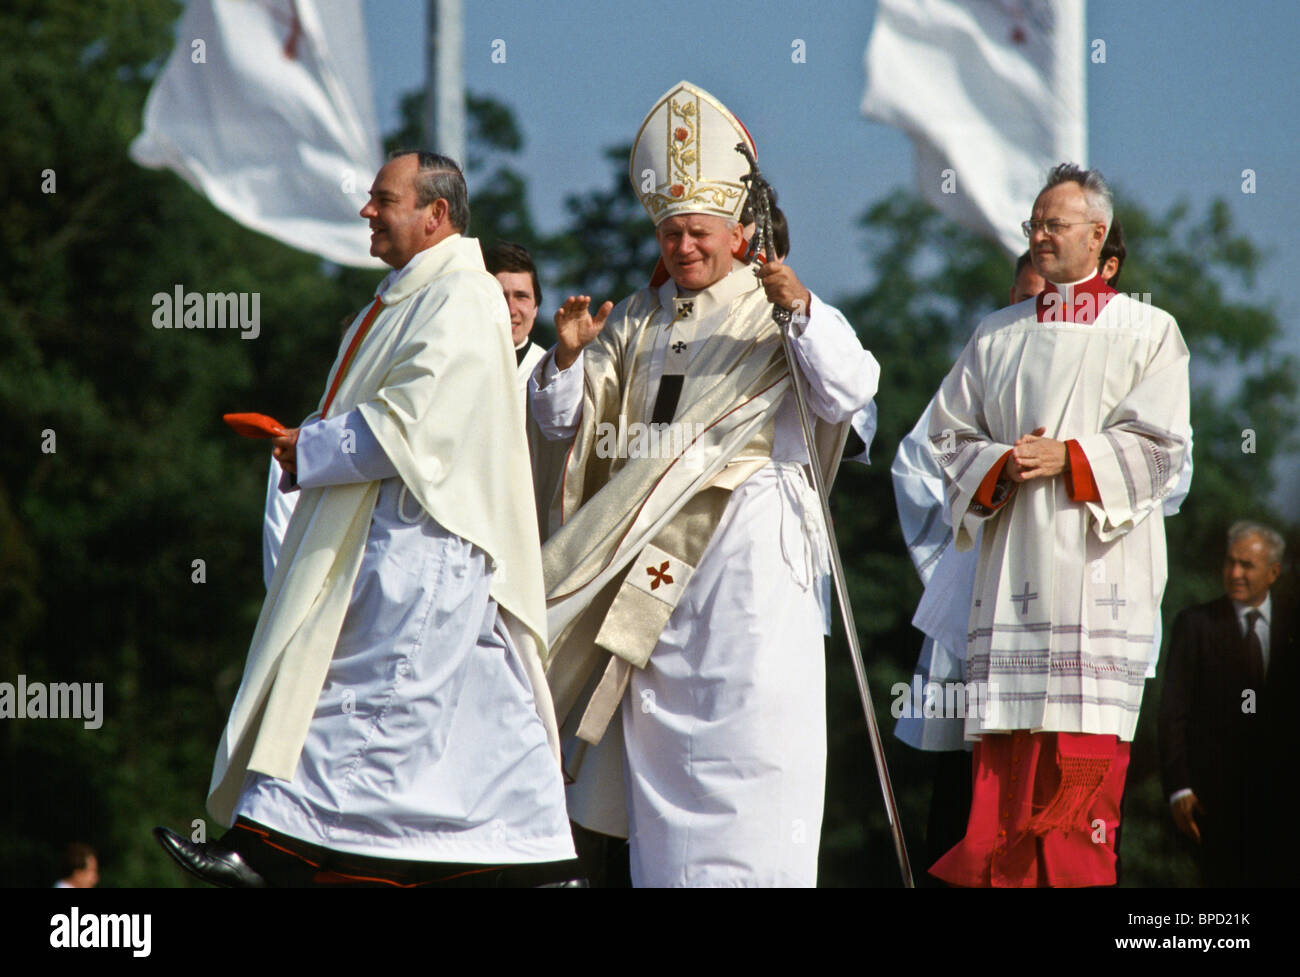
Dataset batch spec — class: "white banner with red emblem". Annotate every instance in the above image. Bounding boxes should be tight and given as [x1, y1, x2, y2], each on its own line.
[861, 0, 1088, 255]
[130, 0, 384, 267]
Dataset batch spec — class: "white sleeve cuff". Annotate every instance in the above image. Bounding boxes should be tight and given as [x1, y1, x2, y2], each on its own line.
[789, 293, 880, 423]
[529, 348, 585, 439]
[296, 409, 397, 488]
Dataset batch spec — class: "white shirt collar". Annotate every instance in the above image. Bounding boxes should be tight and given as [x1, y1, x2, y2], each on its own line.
[1047, 269, 1100, 289]
[1231, 592, 1271, 627]
[376, 237, 456, 299]
[656, 259, 756, 319]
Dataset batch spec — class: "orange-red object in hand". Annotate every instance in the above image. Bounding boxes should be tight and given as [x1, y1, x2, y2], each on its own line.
[223, 413, 287, 439]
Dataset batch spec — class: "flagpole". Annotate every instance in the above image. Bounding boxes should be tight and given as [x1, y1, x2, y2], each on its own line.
[424, 0, 465, 166]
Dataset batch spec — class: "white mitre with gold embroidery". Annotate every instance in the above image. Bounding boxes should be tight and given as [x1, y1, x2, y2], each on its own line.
[629, 80, 755, 226]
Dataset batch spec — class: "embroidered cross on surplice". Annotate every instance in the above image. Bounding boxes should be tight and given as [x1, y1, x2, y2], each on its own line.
[1095, 584, 1127, 621]
[1011, 582, 1038, 614]
[646, 561, 674, 590]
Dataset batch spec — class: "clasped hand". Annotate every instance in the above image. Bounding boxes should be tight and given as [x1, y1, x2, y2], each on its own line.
[1005, 427, 1068, 482]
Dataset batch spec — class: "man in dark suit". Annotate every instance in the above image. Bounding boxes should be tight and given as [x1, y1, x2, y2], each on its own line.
[1159, 520, 1291, 886]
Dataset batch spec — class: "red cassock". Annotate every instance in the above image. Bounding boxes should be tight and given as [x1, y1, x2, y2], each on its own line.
[931, 730, 1130, 887]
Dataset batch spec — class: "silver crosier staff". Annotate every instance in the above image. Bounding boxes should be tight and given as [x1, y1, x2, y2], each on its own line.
[737, 142, 914, 888]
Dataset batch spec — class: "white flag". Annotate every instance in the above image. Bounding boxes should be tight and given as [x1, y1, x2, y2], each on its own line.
[862, 0, 1087, 255]
[131, 0, 384, 267]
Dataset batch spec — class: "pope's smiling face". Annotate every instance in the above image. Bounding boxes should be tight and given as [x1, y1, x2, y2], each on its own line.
[359, 155, 436, 270]
[655, 213, 743, 291]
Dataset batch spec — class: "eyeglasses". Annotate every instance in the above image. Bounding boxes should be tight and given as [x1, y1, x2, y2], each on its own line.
[1021, 219, 1099, 238]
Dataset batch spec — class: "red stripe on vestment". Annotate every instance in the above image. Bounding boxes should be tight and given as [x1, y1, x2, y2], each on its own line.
[321, 297, 384, 418]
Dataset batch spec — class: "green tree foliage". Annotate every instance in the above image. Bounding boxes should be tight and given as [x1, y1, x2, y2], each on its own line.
[540, 144, 663, 309]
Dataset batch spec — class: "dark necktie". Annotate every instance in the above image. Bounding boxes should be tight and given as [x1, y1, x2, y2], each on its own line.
[1244, 609, 1265, 688]
[515, 343, 529, 367]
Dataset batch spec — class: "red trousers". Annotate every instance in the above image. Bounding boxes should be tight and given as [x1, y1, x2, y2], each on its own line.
[929, 731, 1130, 887]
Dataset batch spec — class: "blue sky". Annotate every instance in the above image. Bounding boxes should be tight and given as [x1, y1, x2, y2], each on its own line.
[363, 0, 1299, 508]
[365, 1, 1296, 309]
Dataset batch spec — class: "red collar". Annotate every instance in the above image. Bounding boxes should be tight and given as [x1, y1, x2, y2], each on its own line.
[649, 257, 669, 288]
[1036, 274, 1118, 324]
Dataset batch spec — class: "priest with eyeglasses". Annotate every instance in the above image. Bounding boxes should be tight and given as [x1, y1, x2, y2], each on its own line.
[926, 163, 1190, 887]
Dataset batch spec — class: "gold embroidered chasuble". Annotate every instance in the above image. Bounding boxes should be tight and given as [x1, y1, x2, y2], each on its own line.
[540, 264, 848, 759]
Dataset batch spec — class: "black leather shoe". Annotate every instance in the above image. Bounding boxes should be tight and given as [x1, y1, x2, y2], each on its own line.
[153, 826, 267, 888]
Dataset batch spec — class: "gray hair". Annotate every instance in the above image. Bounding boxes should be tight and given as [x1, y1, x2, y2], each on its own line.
[1042, 162, 1113, 235]
[1227, 520, 1286, 564]
[388, 149, 470, 232]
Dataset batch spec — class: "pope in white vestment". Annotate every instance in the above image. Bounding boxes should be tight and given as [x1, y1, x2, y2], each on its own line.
[531, 82, 879, 887]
